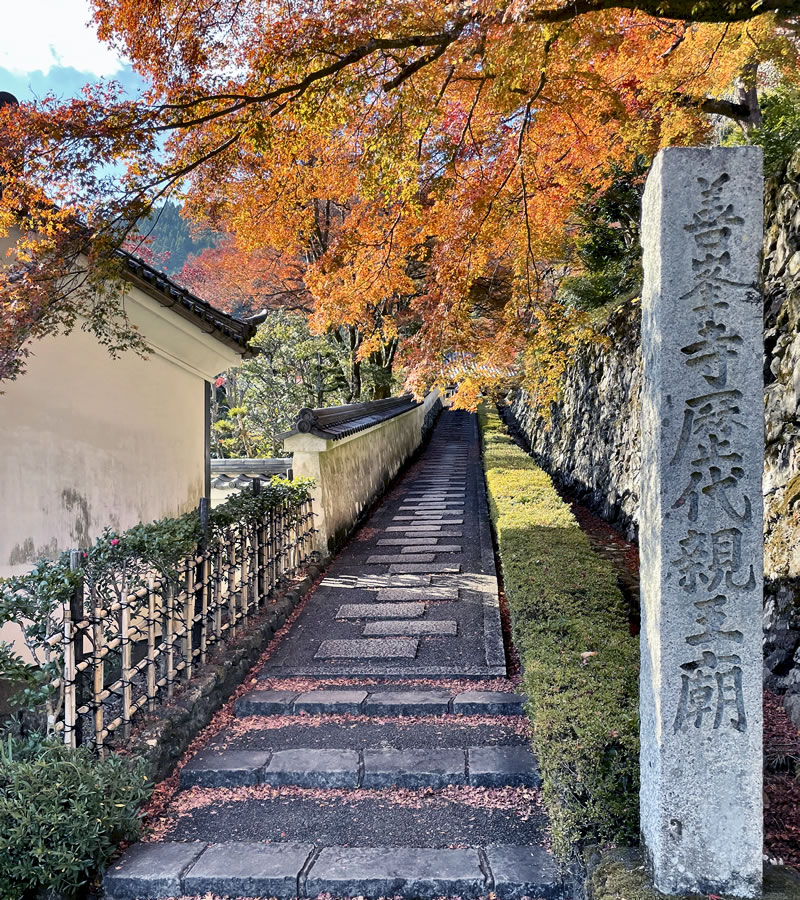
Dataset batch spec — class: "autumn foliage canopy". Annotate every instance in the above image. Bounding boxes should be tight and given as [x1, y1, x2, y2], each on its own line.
[1, 0, 798, 402]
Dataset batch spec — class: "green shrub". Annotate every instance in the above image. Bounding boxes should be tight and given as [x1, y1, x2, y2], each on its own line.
[722, 83, 800, 177]
[0, 734, 152, 900]
[479, 405, 639, 859]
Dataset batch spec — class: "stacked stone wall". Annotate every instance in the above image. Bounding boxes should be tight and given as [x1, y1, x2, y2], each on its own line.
[508, 149, 800, 727]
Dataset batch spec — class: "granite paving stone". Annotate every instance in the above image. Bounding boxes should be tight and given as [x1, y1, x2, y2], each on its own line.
[389, 563, 461, 574]
[320, 574, 431, 588]
[293, 689, 368, 714]
[305, 846, 487, 899]
[363, 690, 452, 716]
[235, 690, 298, 717]
[453, 691, 526, 715]
[385, 527, 464, 536]
[402, 544, 462, 553]
[314, 638, 419, 659]
[181, 749, 272, 788]
[377, 587, 459, 601]
[485, 845, 563, 899]
[183, 842, 314, 899]
[363, 619, 458, 636]
[468, 746, 541, 787]
[263, 749, 359, 787]
[377, 537, 439, 545]
[336, 602, 426, 619]
[366, 554, 436, 564]
[104, 842, 206, 899]
[362, 748, 467, 788]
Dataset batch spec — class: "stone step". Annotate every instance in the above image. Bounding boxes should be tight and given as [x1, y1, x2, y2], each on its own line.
[362, 619, 458, 636]
[314, 638, 419, 659]
[236, 688, 526, 718]
[104, 841, 564, 900]
[180, 745, 540, 790]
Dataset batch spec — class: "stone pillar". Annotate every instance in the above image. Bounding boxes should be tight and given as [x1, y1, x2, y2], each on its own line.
[639, 147, 764, 898]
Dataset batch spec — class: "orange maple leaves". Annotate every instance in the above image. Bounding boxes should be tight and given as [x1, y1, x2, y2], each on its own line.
[0, 0, 797, 397]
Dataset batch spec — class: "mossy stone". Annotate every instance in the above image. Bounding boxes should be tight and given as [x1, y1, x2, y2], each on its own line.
[586, 848, 800, 900]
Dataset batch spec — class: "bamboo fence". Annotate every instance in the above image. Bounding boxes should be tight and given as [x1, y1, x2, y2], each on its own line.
[52, 489, 314, 754]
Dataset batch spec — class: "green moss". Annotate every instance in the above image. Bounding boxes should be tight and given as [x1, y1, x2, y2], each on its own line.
[479, 405, 640, 860]
[587, 848, 800, 900]
[780, 473, 800, 515]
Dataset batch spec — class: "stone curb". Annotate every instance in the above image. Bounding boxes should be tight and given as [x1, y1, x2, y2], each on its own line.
[179, 745, 541, 790]
[120, 564, 324, 782]
[104, 842, 565, 900]
[235, 688, 526, 718]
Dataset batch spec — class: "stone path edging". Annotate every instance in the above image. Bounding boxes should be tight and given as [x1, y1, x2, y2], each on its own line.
[105, 840, 563, 900]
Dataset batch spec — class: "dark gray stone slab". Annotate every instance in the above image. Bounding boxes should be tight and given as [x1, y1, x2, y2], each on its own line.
[294, 689, 368, 714]
[363, 619, 458, 636]
[377, 537, 439, 546]
[337, 602, 426, 619]
[263, 749, 359, 787]
[235, 690, 298, 717]
[385, 525, 443, 532]
[367, 554, 436, 564]
[181, 749, 271, 788]
[363, 690, 452, 716]
[453, 691, 526, 715]
[362, 748, 466, 788]
[183, 842, 314, 898]
[320, 574, 430, 588]
[104, 842, 206, 899]
[315, 638, 419, 659]
[405, 544, 462, 553]
[393, 515, 464, 522]
[377, 587, 458, 601]
[485, 845, 563, 899]
[389, 563, 461, 574]
[305, 846, 486, 898]
[469, 746, 540, 787]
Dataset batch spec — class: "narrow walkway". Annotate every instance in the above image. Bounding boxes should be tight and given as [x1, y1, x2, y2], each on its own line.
[105, 411, 564, 900]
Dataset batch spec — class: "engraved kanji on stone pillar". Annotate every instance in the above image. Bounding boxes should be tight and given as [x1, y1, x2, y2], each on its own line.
[640, 147, 763, 898]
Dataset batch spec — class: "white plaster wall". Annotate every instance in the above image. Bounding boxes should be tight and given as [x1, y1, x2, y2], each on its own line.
[0, 279, 243, 657]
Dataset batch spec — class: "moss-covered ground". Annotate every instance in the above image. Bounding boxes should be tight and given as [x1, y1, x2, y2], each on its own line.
[479, 405, 640, 859]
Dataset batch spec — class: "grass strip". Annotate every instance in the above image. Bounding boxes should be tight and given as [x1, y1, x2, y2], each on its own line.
[479, 404, 639, 859]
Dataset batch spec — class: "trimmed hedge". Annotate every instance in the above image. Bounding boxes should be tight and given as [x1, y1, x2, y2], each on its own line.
[479, 404, 639, 859]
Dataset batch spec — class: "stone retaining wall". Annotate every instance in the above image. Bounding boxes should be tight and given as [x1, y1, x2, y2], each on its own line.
[508, 150, 800, 728]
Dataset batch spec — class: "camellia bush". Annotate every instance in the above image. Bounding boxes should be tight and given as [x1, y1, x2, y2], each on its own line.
[0, 734, 151, 900]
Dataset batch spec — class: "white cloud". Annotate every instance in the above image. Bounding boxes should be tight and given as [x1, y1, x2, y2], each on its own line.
[0, 0, 124, 77]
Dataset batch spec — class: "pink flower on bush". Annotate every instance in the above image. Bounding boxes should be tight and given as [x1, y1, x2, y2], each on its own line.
[111, 538, 120, 546]
[215, 375, 226, 388]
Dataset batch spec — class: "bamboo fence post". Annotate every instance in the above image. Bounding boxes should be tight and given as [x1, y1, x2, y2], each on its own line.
[268, 508, 276, 595]
[165, 582, 175, 698]
[92, 584, 105, 757]
[184, 563, 195, 681]
[240, 522, 249, 625]
[121, 584, 132, 740]
[251, 479, 262, 606]
[62, 550, 81, 747]
[228, 533, 237, 640]
[198, 498, 210, 665]
[213, 541, 223, 643]
[147, 577, 157, 711]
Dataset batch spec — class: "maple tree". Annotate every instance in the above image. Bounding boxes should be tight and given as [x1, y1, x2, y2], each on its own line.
[1, 1, 798, 402]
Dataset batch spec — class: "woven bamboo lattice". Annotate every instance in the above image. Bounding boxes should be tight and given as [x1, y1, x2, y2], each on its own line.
[52, 492, 314, 754]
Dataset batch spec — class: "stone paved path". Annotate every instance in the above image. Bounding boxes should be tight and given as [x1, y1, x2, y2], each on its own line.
[105, 411, 564, 900]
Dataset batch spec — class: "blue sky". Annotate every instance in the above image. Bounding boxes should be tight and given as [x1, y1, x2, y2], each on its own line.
[0, 0, 146, 102]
